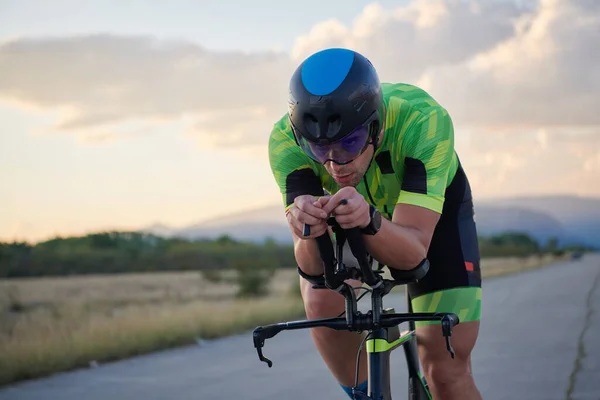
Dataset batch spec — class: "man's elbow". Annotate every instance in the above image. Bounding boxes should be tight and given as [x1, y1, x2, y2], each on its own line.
[408, 245, 429, 270]
[412, 243, 429, 268]
[393, 228, 431, 270]
[413, 232, 433, 266]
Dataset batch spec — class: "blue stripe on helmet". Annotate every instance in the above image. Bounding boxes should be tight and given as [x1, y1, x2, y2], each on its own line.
[300, 48, 355, 96]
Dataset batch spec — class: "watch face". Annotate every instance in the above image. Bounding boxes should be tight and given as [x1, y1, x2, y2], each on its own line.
[373, 209, 382, 230]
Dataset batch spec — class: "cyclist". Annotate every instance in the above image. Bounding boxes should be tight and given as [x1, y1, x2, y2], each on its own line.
[268, 47, 483, 400]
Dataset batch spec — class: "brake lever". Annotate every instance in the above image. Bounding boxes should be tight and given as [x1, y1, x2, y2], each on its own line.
[253, 328, 274, 367]
[256, 345, 273, 367]
[444, 336, 455, 359]
[441, 315, 456, 359]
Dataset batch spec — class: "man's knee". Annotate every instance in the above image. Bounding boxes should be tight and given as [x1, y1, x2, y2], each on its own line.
[417, 320, 480, 389]
[299, 276, 363, 319]
[422, 353, 472, 386]
[299, 277, 344, 319]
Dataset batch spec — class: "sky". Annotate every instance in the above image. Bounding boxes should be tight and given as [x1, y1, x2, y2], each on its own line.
[1, 0, 599, 242]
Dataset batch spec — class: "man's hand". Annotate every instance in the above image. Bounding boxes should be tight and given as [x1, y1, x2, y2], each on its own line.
[321, 187, 371, 229]
[286, 195, 329, 239]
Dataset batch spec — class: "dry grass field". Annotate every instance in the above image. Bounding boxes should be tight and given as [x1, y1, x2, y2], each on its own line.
[0, 269, 304, 386]
[0, 254, 562, 386]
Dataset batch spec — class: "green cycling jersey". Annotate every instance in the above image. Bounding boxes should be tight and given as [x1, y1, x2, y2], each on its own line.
[268, 82, 459, 219]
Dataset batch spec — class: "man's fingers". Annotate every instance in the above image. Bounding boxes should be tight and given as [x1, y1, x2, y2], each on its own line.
[316, 196, 331, 207]
[293, 221, 327, 239]
[296, 199, 328, 219]
[322, 188, 358, 214]
[321, 194, 343, 214]
[308, 223, 328, 238]
[330, 198, 357, 215]
[291, 207, 324, 226]
[335, 211, 362, 227]
[288, 209, 326, 238]
[290, 218, 305, 238]
[335, 206, 369, 229]
[287, 198, 329, 239]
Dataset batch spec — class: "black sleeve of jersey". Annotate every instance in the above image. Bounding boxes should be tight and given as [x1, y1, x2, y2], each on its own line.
[284, 168, 324, 207]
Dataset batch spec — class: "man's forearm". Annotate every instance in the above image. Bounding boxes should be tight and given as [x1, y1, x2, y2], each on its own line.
[363, 217, 428, 271]
[293, 218, 428, 275]
[294, 237, 326, 276]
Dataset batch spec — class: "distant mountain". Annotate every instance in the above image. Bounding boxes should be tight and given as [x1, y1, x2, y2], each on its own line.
[142, 205, 292, 244]
[175, 222, 292, 244]
[473, 204, 566, 244]
[144, 223, 177, 238]
[480, 195, 600, 223]
[142, 195, 600, 248]
[477, 195, 600, 247]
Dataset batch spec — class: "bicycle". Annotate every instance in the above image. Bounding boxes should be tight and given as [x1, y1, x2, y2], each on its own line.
[251, 204, 460, 399]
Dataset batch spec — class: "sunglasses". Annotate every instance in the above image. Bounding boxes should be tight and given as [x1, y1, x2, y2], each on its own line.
[293, 112, 380, 165]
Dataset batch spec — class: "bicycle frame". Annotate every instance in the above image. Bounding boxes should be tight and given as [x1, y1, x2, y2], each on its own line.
[252, 212, 459, 399]
[362, 292, 432, 400]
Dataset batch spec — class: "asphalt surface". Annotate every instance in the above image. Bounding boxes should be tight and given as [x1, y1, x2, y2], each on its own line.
[1, 254, 599, 400]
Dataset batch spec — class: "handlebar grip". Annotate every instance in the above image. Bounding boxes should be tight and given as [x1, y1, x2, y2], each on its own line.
[344, 227, 379, 287]
[314, 232, 343, 289]
[304, 198, 380, 289]
[314, 232, 334, 266]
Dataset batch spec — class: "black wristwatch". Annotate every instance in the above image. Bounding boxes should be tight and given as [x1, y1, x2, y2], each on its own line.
[361, 205, 382, 235]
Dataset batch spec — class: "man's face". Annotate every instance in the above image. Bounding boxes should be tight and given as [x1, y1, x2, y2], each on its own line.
[324, 143, 375, 187]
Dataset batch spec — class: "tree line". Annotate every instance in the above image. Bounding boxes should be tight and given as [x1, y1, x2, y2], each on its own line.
[0, 230, 593, 279]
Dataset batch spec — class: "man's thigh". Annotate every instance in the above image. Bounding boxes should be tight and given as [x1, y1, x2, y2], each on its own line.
[411, 287, 481, 365]
[400, 191, 483, 362]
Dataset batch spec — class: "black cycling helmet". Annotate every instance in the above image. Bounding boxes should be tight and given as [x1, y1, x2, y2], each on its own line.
[288, 48, 385, 165]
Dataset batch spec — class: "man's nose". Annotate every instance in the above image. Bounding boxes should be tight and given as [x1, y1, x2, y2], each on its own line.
[327, 161, 343, 171]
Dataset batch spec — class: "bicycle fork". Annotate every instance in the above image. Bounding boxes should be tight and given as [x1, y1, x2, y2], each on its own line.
[352, 308, 406, 400]
[351, 305, 434, 400]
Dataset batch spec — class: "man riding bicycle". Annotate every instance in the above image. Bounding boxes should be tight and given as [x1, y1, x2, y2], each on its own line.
[268, 47, 483, 400]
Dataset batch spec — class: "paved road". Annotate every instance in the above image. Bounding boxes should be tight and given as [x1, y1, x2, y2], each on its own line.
[1, 254, 599, 400]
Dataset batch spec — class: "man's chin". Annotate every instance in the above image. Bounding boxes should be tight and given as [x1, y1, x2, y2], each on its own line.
[334, 175, 361, 187]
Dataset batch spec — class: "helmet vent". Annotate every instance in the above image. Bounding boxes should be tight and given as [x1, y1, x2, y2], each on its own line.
[327, 114, 341, 137]
[302, 113, 319, 137]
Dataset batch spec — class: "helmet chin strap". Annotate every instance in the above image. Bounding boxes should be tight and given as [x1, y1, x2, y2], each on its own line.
[361, 115, 385, 179]
[362, 135, 379, 177]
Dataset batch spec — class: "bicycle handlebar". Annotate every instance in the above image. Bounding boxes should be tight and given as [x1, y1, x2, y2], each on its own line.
[251, 198, 460, 367]
[253, 310, 460, 367]
[313, 199, 382, 290]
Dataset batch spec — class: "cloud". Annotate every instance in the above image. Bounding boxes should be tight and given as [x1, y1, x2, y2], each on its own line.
[0, 34, 294, 145]
[457, 128, 600, 198]
[289, 0, 600, 199]
[418, 0, 600, 128]
[292, 0, 523, 82]
[0, 0, 598, 148]
[292, 0, 600, 130]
